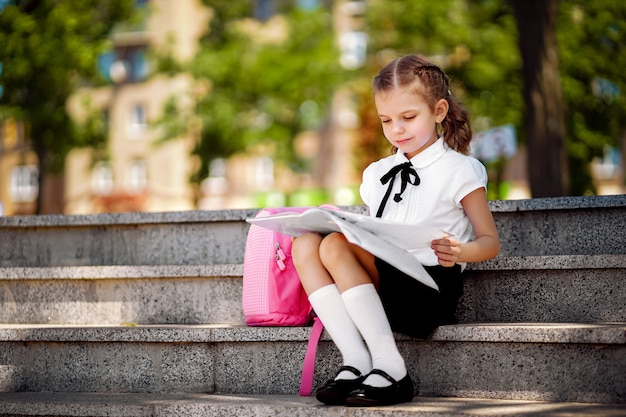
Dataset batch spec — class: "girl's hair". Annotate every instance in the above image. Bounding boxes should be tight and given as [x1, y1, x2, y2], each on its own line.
[372, 54, 472, 155]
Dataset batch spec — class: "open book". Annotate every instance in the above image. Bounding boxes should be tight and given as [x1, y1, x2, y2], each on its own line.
[246, 207, 442, 291]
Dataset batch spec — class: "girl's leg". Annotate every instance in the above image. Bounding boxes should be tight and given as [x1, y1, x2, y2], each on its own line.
[292, 234, 372, 379]
[341, 284, 406, 387]
[317, 233, 407, 388]
[292, 233, 334, 294]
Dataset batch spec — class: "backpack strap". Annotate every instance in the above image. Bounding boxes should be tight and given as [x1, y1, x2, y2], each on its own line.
[299, 316, 324, 396]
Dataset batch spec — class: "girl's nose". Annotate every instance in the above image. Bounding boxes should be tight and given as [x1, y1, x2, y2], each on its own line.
[392, 121, 405, 133]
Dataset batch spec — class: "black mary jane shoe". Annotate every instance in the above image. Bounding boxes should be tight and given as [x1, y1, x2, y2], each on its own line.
[315, 365, 365, 405]
[346, 369, 415, 407]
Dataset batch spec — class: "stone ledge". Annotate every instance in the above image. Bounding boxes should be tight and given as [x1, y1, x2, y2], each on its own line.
[0, 209, 259, 227]
[0, 206, 366, 227]
[431, 322, 626, 344]
[487, 194, 626, 212]
[0, 322, 624, 345]
[468, 254, 626, 271]
[0, 392, 625, 417]
[1, 195, 623, 228]
[1, 254, 623, 281]
[0, 264, 243, 280]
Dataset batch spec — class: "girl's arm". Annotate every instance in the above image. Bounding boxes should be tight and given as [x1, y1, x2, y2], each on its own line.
[431, 187, 500, 267]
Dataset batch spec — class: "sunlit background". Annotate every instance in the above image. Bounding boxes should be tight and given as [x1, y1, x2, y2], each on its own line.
[0, 0, 624, 215]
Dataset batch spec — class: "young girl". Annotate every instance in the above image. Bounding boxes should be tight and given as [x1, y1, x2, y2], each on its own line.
[292, 54, 500, 407]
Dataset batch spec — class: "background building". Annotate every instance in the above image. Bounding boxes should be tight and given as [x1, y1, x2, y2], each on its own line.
[0, 1, 622, 215]
[0, 119, 38, 215]
[64, 0, 210, 214]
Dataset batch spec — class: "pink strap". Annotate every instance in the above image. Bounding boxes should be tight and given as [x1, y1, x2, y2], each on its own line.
[299, 317, 324, 396]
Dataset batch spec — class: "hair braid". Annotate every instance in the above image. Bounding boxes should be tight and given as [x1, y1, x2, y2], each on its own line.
[372, 54, 473, 154]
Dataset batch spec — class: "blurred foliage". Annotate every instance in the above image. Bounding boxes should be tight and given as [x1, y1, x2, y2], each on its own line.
[155, 0, 344, 183]
[0, 0, 135, 211]
[359, 0, 626, 196]
[363, 0, 521, 131]
[350, 0, 521, 197]
[1, 0, 624, 209]
[558, 1, 626, 195]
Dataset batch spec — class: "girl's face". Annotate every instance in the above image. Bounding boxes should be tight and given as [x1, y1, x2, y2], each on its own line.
[374, 86, 448, 159]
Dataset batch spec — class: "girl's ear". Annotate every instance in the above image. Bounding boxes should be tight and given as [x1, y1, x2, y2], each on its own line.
[434, 98, 449, 123]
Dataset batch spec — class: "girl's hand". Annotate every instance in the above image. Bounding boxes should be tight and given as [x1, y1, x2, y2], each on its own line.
[431, 234, 462, 267]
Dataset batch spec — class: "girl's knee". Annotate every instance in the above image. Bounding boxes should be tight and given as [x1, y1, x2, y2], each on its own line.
[319, 232, 350, 263]
[292, 233, 323, 266]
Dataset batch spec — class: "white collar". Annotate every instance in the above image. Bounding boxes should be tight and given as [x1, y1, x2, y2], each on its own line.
[393, 137, 448, 169]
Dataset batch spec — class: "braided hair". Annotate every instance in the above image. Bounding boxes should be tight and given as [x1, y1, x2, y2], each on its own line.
[372, 54, 472, 155]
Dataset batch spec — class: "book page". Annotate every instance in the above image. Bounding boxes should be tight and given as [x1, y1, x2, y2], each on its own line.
[324, 209, 443, 251]
[247, 208, 440, 290]
[248, 208, 342, 236]
[248, 208, 443, 251]
[331, 216, 438, 290]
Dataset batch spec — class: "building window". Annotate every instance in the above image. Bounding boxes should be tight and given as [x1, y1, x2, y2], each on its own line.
[297, 0, 320, 10]
[593, 146, 621, 180]
[255, 0, 275, 21]
[10, 165, 38, 202]
[339, 31, 367, 70]
[126, 159, 147, 193]
[128, 103, 147, 137]
[255, 156, 274, 190]
[98, 45, 149, 84]
[202, 158, 228, 196]
[92, 162, 114, 195]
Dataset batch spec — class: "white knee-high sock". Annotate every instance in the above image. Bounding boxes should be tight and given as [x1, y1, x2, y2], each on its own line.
[341, 283, 407, 387]
[308, 284, 372, 380]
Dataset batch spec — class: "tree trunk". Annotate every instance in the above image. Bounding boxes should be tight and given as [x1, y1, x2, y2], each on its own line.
[33, 139, 47, 215]
[511, 0, 569, 197]
[621, 130, 626, 193]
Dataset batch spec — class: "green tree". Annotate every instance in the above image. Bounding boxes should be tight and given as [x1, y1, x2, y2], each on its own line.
[358, 0, 522, 197]
[0, 0, 135, 213]
[156, 1, 345, 187]
[511, 0, 568, 197]
[362, 0, 626, 197]
[557, 1, 626, 195]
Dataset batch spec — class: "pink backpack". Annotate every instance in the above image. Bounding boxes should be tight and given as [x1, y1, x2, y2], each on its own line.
[242, 206, 333, 395]
[242, 206, 313, 326]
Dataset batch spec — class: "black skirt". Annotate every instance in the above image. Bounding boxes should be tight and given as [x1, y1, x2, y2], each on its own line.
[376, 258, 464, 339]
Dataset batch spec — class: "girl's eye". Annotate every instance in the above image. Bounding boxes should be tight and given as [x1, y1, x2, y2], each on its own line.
[404, 115, 415, 120]
[381, 119, 390, 124]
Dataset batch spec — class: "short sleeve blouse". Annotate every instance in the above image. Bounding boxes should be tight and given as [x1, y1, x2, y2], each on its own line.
[359, 137, 488, 266]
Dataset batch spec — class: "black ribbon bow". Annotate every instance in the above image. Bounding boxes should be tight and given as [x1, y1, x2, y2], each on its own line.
[375, 162, 420, 218]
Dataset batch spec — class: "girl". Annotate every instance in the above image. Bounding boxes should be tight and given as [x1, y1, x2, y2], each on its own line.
[292, 54, 500, 407]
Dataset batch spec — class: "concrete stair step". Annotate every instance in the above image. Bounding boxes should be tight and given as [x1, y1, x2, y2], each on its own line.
[1, 197, 624, 411]
[461, 254, 626, 323]
[0, 209, 257, 267]
[0, 264, 244, 325]
[1, 196, 625, 269]
[488, 195, 626, 256]
[1, 254, 624, 325]
[1, 392, 625, 417]
[1, 323, 624, 404]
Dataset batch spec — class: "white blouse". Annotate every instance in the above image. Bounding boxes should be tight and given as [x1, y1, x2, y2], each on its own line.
[360, 137, 487, 266]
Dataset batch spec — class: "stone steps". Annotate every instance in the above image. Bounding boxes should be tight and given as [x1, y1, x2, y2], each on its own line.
[1, 195, 625, 415]
[1, 392, 626, 417]
[1, 196, 625, 269]
[1, 254, 624, 325]
[0, 264, 244, 325]
[460, 254, 626, 323]
[0, 323, 624, 404]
